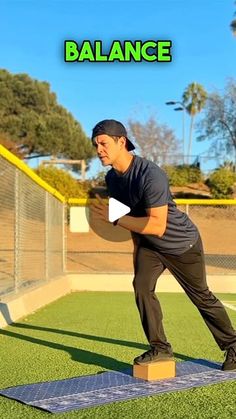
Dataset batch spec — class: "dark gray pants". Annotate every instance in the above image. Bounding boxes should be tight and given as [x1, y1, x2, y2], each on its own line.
[133, 236, 236, 352]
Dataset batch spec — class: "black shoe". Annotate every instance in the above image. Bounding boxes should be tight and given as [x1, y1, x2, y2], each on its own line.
[134, 347, 174, 365]
[222, 346, 236, 371]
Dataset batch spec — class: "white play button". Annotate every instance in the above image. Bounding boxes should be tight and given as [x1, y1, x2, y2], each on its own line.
[108, 198, 130, 222]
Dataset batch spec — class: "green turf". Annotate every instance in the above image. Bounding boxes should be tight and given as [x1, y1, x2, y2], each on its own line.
[0, 292, 236, 418]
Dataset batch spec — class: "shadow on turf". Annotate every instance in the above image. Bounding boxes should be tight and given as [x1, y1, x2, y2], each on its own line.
[0, 322, 220, 371]
[0, 327, 130, 372]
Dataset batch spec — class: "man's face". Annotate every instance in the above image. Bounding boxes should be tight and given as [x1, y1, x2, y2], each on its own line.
[93, 134, 125, 166]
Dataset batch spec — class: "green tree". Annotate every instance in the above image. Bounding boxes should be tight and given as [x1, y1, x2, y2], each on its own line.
[0, 69, 95, 172]
[182, 82, 207, 163]
[0, 132, 25, 159]
[197, 79, 236, 169]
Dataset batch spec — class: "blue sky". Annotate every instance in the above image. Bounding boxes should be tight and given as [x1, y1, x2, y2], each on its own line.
[1, 0, 235, 176]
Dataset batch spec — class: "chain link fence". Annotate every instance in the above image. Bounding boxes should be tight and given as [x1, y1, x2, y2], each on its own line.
[66, 200, 236, 276]
[0, 148, 65, 297]
[1, 144, 236, 299]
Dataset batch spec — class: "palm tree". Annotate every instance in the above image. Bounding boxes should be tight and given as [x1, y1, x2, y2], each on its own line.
[231, 19, 236, 35]
[230, 2, 236, 35]
[182, 82, 207, 164]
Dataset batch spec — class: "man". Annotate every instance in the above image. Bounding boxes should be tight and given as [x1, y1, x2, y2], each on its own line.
[91, 118, 236, 371]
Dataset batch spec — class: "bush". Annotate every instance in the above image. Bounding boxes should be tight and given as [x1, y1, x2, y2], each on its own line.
[92, 170, 107, 187]
[34, 165, 91, 199]
[207, 168, 235, 198]
[163, 165, 203, 186]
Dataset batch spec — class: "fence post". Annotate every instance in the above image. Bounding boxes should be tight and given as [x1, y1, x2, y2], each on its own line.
[45, 192, 49, 280]
[186, 203, 189, 215]
[14, 169, 20, 292]
[63, 202, 68, 273]
[62, 203, 66, 273]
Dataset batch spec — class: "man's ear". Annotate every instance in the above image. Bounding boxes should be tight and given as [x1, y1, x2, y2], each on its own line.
[119, 136, 126, 149]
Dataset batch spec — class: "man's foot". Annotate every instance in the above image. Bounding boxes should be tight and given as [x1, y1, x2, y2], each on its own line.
[134, 347, 174, 365]
[222, 346, 236, 371]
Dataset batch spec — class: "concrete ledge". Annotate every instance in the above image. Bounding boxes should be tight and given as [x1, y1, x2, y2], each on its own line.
[67, 273, 236, 294]
[0, 275, 70, 328]
[68, 273, 136, 292]
[0, 273, 236, 328]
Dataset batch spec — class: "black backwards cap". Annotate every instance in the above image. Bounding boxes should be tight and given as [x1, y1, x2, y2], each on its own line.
[91, 119, 135, 151]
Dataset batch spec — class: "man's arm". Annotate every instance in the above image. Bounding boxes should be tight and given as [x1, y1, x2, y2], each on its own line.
[91, 195, 168, 237]
[117, 205, 168, 237]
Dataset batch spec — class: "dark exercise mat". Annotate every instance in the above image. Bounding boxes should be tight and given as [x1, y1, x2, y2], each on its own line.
[0, 360, 235, 413]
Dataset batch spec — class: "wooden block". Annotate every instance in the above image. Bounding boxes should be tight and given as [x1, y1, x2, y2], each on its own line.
[133, 359, 176, 381]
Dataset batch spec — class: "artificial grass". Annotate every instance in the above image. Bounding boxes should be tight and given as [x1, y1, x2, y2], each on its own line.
[0, 292, 236, 418]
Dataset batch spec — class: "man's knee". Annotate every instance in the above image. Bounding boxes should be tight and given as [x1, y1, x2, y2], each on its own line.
[189, 288, 218, 309]
[133, 276, 141, 293]
[133, 274, 152, 296]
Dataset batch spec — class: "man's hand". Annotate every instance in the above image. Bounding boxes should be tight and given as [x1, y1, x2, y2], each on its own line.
[91, 193, 110, 224]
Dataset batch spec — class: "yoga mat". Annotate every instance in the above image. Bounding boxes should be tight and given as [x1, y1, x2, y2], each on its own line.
[0, 359, 235, 413]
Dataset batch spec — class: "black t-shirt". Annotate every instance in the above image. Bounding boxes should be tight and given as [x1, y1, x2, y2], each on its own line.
[105, 155, 199, 255]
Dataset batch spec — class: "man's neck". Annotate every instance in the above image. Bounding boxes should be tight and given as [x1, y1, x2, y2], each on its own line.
[112, 153, 134, 175]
